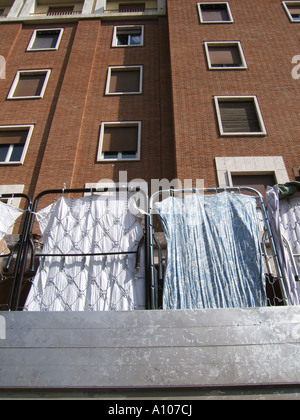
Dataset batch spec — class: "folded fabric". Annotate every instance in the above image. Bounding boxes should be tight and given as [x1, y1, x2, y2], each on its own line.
[0, 201, 23, 241]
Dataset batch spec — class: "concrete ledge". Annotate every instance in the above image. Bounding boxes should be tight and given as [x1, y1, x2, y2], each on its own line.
[0, 307, 299, 390]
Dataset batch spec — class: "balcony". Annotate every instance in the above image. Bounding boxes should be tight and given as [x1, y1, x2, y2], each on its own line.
[0, 0, 14, 17]
[105, 0, 163, 15]
[0, 0, 166, 21]
[29, 2, 83, 17]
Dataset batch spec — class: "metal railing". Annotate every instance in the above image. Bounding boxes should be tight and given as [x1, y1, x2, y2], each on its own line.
[29, 11, 81, 17]
[104, 8, 158, 14]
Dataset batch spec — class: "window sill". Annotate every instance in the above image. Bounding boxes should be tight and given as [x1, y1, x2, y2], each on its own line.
[7, 96, 43, 100]
[219, 132, 267, 137]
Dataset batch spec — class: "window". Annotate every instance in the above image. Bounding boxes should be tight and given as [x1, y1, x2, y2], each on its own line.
[112, 25, 144, 47]
[98, 122, 141, 161]
[27, 29, 64, 51]
[205, 42, 247, 69]
[0, 126, 34, 165]
[214, 96, 267, 136]
[119, 3, 145, 12]
[8, 70, 51, 100]
[283, 1, 300, 21]
[105, 66, 143, 95]
[198, 2, 234, 23]
[232, 174, 276, 201]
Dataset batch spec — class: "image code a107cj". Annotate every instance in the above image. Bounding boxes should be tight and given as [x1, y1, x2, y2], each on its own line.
[107, 404, 193, 418]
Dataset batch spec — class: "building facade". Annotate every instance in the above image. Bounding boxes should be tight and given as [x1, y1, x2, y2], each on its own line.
[168, 0, 299, 193]
[0, 0, 298, 201]
[0, 0, 300, 398]
[0, 0, 175, 201]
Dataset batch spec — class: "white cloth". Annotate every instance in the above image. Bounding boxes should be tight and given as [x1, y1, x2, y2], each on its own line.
[267, 186, 300, 305]
[0, 201, 23, 242]
[25, 195, 145, 311]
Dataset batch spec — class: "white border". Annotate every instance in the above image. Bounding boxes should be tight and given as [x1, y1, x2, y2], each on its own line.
[97, 121, 142, 162]
[215, 156, 290, 187]
[105, 66, 143, 95]
[0, 125, 34, 165]
[214, 96, 267, 136]
[0, 184, 25, 207]
[282, 1, 300, 22]
[204, 41, 247, 70]
[197, 2, 234, 23]
[112, 25, 144, 47]
[7, 69, 51, 100]
[26, 28, 64, 51]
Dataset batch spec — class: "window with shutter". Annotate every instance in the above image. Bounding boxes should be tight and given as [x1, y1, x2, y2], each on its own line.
[232, 174, 276, 202]
[283, 2, 300, 21]
[113, 26, 144, 47]
[198, 2, 233, 23]
[215, 97, 267, 136]
[8, 70, 51, 99]
[106, 66, 143, 94]
[28, 29, 63, 51]
[0, 126, 34, 164]
[205, 42, 247, 69]
[98, 122, 141, 161]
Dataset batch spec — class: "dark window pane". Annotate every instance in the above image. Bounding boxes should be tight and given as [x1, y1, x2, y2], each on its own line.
[32, 31, 60, 50]
[9, 144, 24, 162]
[0, 145, 9, 162]
[117, 34, 129, 45]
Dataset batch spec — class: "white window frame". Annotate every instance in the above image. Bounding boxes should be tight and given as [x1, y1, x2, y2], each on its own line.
[105, 66, 143, 95]
[26, 28, 64, 51]
[214, 96, 267, 136]
[0, 125, 34, 165]
[204, 41, 247, 70]
[282, 1, 300, 22]
[198, 2, 234, 23]
[7, 69, 51, 100]
[112, 25, 144, 47]
[97, 121, 142, 162]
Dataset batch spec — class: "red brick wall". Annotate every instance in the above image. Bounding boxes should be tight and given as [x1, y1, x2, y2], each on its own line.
[0, 22, 77, 198]
[167, 0, 300, 186]
[0, 17, 175, 200]
[68, 17, 176, 191]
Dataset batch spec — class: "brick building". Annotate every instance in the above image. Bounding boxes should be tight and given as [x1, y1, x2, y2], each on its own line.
[0, 0, 298, 201]
[0, 0, 300, 398]
[168, 0, 299, 193]
[0, 0, 175, 201]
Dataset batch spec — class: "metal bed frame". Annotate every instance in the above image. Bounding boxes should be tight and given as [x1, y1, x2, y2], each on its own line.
[282, 236, 300, 283]
[148, 186, 288, 309]
[0, 193, 32, 311]
[12, 187, 151, 310]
